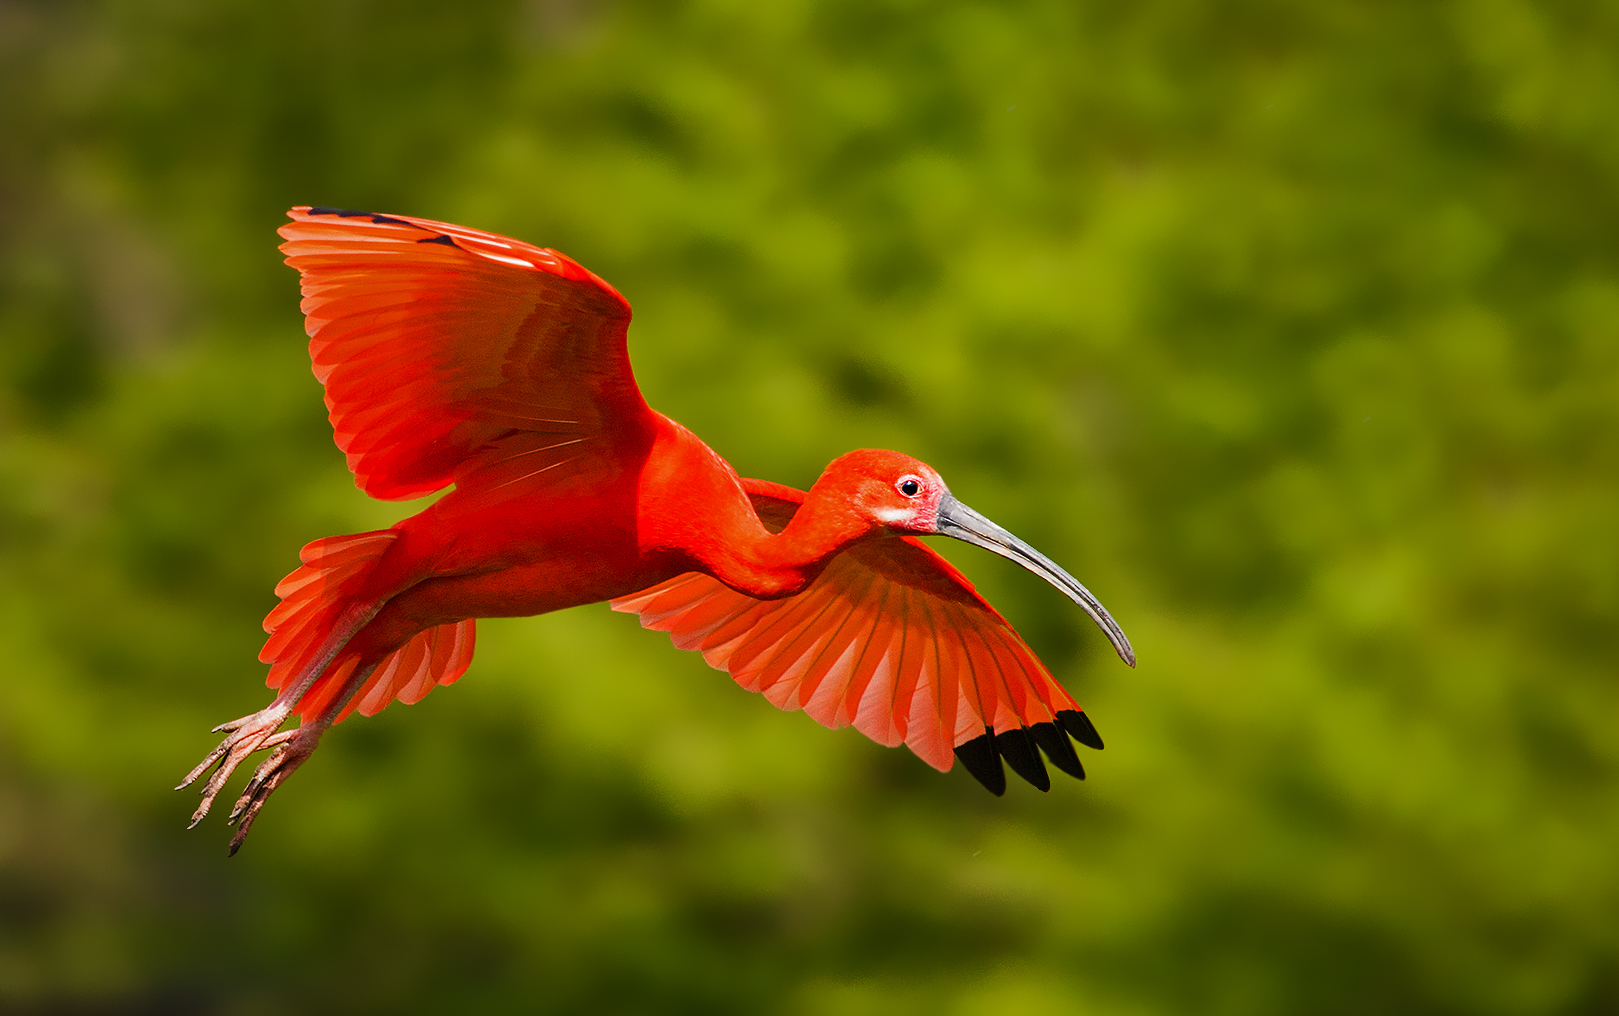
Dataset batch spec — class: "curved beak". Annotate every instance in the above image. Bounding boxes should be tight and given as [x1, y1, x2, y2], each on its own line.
[935, 494, 1136, 667]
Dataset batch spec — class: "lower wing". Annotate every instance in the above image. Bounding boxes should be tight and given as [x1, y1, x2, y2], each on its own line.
[610, 479, 1105, 794]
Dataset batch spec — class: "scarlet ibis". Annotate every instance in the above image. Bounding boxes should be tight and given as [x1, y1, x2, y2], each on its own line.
[179, 206, 1135, 853]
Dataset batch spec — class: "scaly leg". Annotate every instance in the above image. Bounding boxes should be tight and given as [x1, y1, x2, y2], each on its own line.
[178, 600, 387, 846]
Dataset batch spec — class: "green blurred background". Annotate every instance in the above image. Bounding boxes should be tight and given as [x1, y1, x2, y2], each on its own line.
[3, 0, 1618, 1012]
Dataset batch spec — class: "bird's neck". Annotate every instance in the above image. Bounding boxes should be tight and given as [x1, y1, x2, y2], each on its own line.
[730, 497, 874, 598]
[637, 417, 876, 600]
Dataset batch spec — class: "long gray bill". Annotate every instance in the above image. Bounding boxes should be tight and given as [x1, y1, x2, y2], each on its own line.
[934, 493, 1136, 667]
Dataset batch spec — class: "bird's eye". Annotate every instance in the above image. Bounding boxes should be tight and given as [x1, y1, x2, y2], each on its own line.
[896, 477, 923, 497]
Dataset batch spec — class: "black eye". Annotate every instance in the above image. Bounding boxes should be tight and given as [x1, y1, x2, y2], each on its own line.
[897, 477, 922, 497]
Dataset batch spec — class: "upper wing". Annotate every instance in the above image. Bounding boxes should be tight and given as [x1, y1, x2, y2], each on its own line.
[610, 479, 1105, 795]
[278, 206, 654, 501]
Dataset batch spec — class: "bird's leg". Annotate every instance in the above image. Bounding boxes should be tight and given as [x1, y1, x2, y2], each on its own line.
[179, 600, 390, 836]
[220, 661, 377, 855]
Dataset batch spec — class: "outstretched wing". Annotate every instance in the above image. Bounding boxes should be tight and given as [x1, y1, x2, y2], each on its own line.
[278, 206, 654, 501]
[610, 479, 1104, 795]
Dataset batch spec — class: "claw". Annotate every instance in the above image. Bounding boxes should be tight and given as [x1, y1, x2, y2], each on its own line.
[224, 726, 322, 855]
[175, 740, 233, 793]
[228, 731, 300, 824]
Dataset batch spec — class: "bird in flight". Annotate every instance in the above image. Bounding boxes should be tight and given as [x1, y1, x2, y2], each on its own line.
[179, 207, 1136, 853]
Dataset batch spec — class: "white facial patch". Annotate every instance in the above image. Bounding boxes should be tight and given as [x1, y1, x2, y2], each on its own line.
[874, 506, 912, 525]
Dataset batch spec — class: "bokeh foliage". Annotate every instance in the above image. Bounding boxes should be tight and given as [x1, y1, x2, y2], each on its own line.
[3, 0, 1618, 1011]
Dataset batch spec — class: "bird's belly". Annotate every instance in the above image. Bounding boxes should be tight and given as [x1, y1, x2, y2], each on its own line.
[371, 486, 687, 633]
[407, 553, 659, 620]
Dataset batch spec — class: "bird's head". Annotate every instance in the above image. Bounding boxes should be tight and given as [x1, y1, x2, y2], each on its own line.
[812, 448, 1136, 666]
[813, 448, 950, 535]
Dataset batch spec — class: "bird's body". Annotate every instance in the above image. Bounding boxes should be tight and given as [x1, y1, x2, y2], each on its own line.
[350, 414, 703, 648]
[317, 414, 865, 668]
[181, 207, 1134, 853]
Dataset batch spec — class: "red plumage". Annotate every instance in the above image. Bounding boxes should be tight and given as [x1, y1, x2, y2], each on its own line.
[612, 481, 1080, 773]
[179, 207, 1134, 853]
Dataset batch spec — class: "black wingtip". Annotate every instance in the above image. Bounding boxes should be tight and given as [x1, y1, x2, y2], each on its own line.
[996, 727, 1051, 792]
[1030, 721, 1086, 780]
[1058, 710, 1104, 751]
[417, 233, 457, 246]
[304, 206, 411, 227]
[954, 732, 1006, 796]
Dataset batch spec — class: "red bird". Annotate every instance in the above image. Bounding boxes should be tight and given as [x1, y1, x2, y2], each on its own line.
[180, 207, 1136, 853]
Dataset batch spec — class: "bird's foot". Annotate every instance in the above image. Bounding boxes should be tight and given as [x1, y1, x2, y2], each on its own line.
[177, 703, 296, 831]
[223, 723, 324, 855]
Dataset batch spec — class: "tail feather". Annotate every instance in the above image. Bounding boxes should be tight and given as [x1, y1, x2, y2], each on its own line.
[261, 531, 397, 690]
[261, 529, 477, 726]
[335, 618, 476, 722]
[292, 655, 361, 722]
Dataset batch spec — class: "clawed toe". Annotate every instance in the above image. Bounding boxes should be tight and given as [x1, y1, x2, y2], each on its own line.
[178, 704, 297, 833]
[224, 730, 318, 855]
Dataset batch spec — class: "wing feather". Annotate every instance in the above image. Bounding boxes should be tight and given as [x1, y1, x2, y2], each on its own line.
[726, 578, 850, 689]
[902, 596, 956, 771]
[397, 629, 441, 705]
[847, 605, 905, 745]
[278, 206, 652, 501]
[756, 567, 881, 707]
[610, 481, 1103, 788]
[776, 567, 881, 712]
[802, 598, 883, 730]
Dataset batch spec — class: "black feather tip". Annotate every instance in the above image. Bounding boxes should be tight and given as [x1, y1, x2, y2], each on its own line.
[996, 726, 1051, 792]
[1030, 721, 1085, 780]
[954, 732, 1006, 796]
[305, 206, 411, 227]
[1058, 709, 1104, 751]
